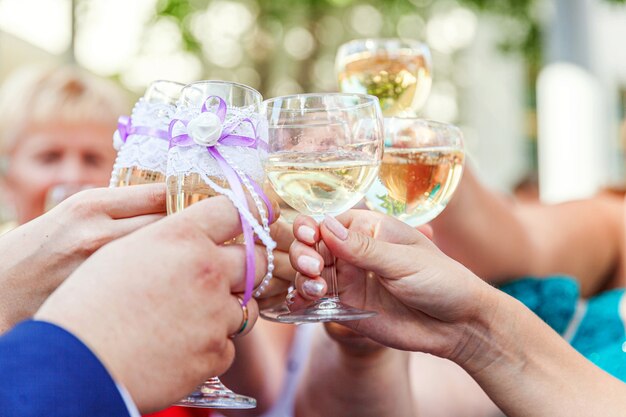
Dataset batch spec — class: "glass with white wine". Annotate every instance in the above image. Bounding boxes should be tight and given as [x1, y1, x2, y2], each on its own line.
[110, 80, 184, 187]
[263, 93, 384, 323]
[365, 118, 464, 226]
[336, 38, 432, 117]
[167, 80, 266, 409]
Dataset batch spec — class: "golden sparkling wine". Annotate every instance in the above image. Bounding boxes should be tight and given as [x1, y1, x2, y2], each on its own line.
[338, 51, 431, 116]
[165, 173, 255, 244]
[366, 147, 464, 226]
[265, 152, 379, 220]
[166, 173, 243, 244]
[166, 173, 226, 214]
[114, 167, 165, 187]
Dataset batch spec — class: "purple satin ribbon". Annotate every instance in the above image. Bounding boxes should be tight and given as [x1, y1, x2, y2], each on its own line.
[117, 115, 170, 144]
[168, 96, 270, 305]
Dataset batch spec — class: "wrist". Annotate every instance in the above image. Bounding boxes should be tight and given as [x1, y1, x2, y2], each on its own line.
[449, 283, 526, 378]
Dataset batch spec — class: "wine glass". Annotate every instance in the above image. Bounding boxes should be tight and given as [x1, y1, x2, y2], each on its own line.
[110, 80, 184, 187]
[262, 93, 384, 323]
[336, 38, 432, 117]
[364, 118, 464, 226]
[167, 80, 264, 409]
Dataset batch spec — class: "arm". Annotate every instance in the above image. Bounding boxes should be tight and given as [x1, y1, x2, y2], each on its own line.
[431, 167, 624, 296]
[290, 211, 626, 417]
[295, 326, 415, 417]
[461, 285, 626, 417]
[0, 321, 132, 417]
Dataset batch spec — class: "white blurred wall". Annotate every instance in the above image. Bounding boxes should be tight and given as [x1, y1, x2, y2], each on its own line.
[460, 15, 528, 193]
[0, 31, 61, 81]
[538, 0, 626, 202]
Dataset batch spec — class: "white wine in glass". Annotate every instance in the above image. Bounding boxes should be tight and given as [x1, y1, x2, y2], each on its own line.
[336, 39, 432, 117]
[166, 172, 226, 214]
[265, 152, 379, 220]
[365, 118, 464, 226]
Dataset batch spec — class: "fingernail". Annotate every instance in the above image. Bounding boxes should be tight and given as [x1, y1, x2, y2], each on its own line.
[297, 225, 316, 244]
[323, 215, 348, 240]
[297, 255, 321, 275]
[302, 280, 325, 297]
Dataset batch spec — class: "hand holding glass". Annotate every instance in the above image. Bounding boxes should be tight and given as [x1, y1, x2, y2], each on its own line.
[263, 93, 383, 323]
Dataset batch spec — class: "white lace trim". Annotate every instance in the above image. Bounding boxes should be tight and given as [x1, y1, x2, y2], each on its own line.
[109, 100, 174, 187]
[166, 103, 266, 181]
[166, 145, 264, 181]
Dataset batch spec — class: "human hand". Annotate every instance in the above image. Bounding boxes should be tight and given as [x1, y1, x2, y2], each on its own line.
[289, 210, 496, 361]
[35, 194, 273, 413]
[0, 184, 166, 332]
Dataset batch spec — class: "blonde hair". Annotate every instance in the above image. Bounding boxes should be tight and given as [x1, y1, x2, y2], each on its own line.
[0, 64, 130, 154]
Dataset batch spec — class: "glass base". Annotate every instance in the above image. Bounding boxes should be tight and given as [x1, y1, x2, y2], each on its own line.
[175, 377, 256, 409]
[276, 297, 377, 323]
[260, 302, 294, 323]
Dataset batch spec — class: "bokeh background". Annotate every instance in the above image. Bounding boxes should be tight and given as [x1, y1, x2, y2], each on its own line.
[1, 0, 626, 200]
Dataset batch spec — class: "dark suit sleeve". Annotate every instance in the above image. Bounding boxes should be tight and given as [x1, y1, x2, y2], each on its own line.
[0, 320, 130, 417]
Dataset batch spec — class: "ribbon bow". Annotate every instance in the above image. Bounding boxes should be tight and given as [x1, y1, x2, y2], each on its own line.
[168, 96, 266, 151]
[115, 115, 170, 149]
[168, 96, 271, 305]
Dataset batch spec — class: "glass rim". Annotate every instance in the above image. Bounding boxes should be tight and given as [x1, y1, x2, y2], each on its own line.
[384, 117, 461, 131]
[148, 79, 187, 87]
[337, 37, 430, 52]
[181, 79, 262, 99]
[263, 92, 381, 112]
[144, 80, 186, 103]
[384, 117, 464, 147]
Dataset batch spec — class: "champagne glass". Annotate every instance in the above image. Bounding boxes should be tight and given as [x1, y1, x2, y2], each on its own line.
[263, 93, 383, 323]
[336, 38, 432, 117]
[167, 80, 264, 409]
[365, 118, 464, 226]
[110, 80, 184, 187]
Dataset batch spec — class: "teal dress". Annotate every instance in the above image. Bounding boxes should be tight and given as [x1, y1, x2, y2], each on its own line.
[500, 277, 626, 381]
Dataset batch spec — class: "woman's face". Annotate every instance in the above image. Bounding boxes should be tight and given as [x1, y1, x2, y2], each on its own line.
[5, 121, 116, 224]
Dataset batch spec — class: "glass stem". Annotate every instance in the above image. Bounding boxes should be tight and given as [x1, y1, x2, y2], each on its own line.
[316, 241, 340, 300]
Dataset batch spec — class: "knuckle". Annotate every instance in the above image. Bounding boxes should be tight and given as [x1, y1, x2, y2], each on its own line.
[65, 192, 100, 219]
[145, 185, 165, 210]
[355, 233, 375, 258]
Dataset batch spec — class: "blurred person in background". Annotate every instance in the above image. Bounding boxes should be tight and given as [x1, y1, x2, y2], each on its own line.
[0, 64, 126, 230]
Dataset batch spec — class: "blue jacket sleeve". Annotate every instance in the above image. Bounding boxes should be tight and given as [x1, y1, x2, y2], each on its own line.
[0, 320, 130, 417]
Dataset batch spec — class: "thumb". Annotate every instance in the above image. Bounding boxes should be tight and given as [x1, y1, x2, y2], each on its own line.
[320, 215, 416, 278]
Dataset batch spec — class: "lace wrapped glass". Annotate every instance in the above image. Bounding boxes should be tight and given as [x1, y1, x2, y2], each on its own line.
[109, 80, 185, 187]
[166, 80, 275, 409]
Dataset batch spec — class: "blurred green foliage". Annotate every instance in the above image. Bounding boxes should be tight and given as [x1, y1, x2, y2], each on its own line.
[153, 0, 625, 102]
[154, 0, 436, 94]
